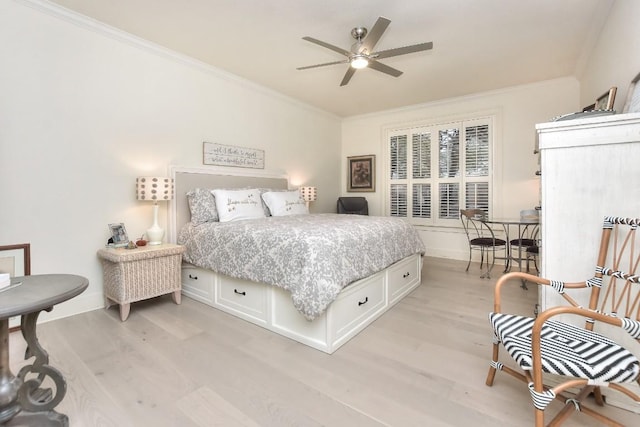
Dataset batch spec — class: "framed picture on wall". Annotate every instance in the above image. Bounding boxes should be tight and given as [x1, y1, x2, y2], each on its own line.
[0, 243, 31, 278]
[347, 155, 375, 192]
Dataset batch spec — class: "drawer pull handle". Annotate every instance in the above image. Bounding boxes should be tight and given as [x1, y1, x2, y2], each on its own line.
[188, 274, 198, 280]
[403, 272, 410, 278]
[358, 297, 368, 306]
[234, 289, 246, 296]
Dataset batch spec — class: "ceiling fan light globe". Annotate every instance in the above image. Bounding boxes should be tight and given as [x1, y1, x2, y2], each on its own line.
[351, 56, 369, 69]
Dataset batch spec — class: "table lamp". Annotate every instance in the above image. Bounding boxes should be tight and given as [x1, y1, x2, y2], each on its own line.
[299, 186, 317, 209]
[136, 176, 173, 245]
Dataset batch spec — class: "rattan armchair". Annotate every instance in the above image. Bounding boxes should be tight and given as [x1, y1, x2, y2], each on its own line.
[486, 216, 640, 426]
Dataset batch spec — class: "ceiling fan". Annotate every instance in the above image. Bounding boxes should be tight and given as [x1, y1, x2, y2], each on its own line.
[297, 17, 433, 86]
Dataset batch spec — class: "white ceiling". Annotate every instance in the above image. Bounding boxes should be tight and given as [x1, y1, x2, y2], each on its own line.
[48, 0, 612, 117]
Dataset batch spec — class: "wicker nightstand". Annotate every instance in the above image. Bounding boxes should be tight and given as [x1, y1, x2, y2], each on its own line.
[97, 243, 185, 321]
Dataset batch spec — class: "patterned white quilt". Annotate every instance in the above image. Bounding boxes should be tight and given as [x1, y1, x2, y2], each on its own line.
[178, 214, 425, 320]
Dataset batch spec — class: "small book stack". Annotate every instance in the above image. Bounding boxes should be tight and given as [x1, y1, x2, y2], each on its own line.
[0, 273, 10, 290]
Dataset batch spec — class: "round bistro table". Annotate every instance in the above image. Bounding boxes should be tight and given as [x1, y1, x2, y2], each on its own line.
[0, 274, 88, 426]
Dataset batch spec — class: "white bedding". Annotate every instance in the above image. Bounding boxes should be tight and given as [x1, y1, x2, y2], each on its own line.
[178, 213, 425, 320]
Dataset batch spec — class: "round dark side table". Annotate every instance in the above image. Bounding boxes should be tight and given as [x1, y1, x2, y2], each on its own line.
[0, 274, 88, 426]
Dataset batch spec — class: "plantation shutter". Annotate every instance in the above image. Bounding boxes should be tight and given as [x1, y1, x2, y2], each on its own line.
[411, 132, 431, 218]
[438, 127, 460, 219]
[412, 132, 430, 179]
[464, 123, 490, 213]
[390, 184, 407, 217]
[386, 116, 492, 223]
[412, 183, 431, 218]
[389, 135, 408, 217]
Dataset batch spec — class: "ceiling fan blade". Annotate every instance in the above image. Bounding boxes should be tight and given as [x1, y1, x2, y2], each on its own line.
[302, 36, 350, 57]
[374, 42, 433, 59]
[361, 17, 391, 53]
[340, 67, 356, 86]
[297, 59, 349, 70]
[367, 60, 403, 78]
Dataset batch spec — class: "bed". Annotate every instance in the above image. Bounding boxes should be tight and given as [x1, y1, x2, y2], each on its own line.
[168, 165, 425, 353]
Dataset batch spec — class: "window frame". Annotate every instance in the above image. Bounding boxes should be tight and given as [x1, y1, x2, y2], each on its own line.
[384, 114, 496, 227]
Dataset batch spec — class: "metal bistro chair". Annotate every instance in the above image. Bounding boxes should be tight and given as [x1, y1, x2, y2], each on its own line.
[460, 209, 507, 279]
[486, 216, 640, 426]
[510, 209, 540, 274]
[525, 240, 540, 274]
[511, 223, 540, 274]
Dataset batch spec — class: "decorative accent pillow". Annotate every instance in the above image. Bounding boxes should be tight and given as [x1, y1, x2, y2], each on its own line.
[212, 188, 266, 222]
[258, 188, 292, 216]
[186, 188, 218, 225]
[261, 190, 309, 216]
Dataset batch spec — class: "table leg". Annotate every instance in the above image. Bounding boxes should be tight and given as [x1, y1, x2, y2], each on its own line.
[6, 310, 69, 426]
[499, 223, 511, 273]
[0, 319, 23, 423]
[515, 223, 525, 272]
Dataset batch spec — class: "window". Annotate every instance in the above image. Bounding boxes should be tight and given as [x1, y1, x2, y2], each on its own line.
[387, 117, 492, 225]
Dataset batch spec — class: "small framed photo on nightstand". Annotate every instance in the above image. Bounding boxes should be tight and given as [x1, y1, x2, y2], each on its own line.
[108, 223, 129, 247]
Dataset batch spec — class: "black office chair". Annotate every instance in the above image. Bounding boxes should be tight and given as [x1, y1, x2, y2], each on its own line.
[337, 197, 368, 215]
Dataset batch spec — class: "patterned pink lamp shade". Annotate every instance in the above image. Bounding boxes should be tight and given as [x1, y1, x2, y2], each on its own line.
[136, 177, 173, 202]
[299, 186, 317, 203]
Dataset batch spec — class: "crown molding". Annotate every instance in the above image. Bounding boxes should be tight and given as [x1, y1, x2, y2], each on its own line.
[15, 0, 340, 121]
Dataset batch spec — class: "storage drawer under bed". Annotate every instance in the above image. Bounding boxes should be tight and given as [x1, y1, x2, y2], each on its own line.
[181, 253, 422, 354]
[216, 275, 268, 324]
[331, 272, 386, 338]
[387, 255, 421, 305]
[181, 265, 214, 303]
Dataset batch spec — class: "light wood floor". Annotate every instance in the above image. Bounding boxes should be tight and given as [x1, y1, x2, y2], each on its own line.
[9, 257, 639, 426]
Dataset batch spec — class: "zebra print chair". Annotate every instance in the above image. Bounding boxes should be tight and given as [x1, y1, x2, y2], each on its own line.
[486, 216, 640, 426]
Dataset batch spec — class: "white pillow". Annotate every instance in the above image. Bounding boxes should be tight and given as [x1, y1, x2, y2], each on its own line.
[212, 188, 266, 222]
[261, 190, 309, 216]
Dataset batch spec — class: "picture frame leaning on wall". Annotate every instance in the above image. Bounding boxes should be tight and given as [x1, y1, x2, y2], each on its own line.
[595, 87, 617, 111]
[0, 243, 31, 278]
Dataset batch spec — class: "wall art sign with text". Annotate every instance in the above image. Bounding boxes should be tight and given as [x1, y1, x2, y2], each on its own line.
[203, 142, 265, 169]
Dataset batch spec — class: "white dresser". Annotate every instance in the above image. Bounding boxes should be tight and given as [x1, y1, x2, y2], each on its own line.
[536, 112, 640, 412]
[536, 112, 640, 295]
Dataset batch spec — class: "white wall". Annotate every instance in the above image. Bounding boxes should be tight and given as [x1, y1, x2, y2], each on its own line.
[340, 0, 640, 262]
[579, 0, 640, 112]
[341, 78, 579, 259]
[4, 0, 637, 322]
[0, 0, 341, 320]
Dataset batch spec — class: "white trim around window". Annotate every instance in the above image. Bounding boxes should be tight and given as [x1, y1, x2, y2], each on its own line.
[384, 112, 499, 227]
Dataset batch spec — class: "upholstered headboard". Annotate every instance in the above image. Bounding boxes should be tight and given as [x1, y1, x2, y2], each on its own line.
[168, 165, 289, 243]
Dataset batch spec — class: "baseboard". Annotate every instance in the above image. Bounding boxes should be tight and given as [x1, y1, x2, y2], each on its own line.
[8, 291, 103, 331]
